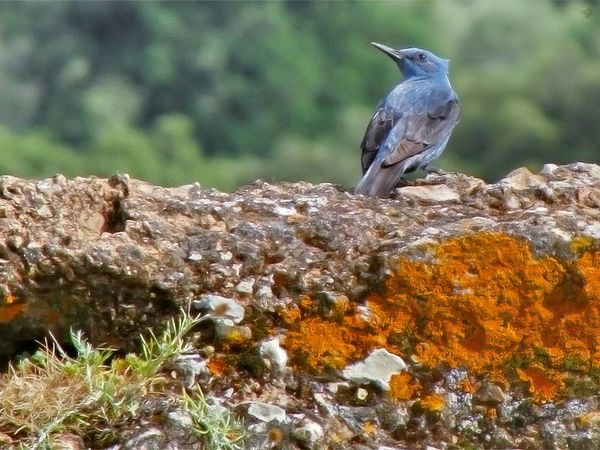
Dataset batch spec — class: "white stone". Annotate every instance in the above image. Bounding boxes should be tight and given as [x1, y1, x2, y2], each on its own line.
[397, 184, 460, 202]
[273, 206, 297, 216]
[236, 279, 255, 294]
[551, 228, 572, 242]
[173, 355, 208, 388]
[583, 222, 600, 240]
[188, 252, 202, 261]
[193, 295, 245, 324]
[343, 348, 406, 391]
[220, 251, 233, 261]
[256, 285, 274, 300]
[356, 388, 368, 401]
[540, 163, 559, 176]
[247, 402, 286, 423]
[291, 419, 324, 449]
[260, 337, 288, 372]
[501, 167, 547, 191]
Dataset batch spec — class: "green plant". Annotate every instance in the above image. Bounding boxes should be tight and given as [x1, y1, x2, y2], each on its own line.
[180, 389, 246, 450]
[0, 310, 242, 448]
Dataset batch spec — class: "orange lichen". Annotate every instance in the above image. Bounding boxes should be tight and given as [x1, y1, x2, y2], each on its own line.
[458, 377, 478, 395]
[283, 317, 379, 373]
[278, 304, 301, 327]
[207, 357, 227, 376]
[0, 304, 26, 323]
[363, 421, 377, 435]
[419, 394, 446, 412]
[282, 232, 600, 402]
[518, 366, 564, 403]
[486, 408, 497, 419]
[3, 292, 16, 305]
[389, 372, 420, 401]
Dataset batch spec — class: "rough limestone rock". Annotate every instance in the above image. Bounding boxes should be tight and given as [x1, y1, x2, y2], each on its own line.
[3, 163, 600, 448]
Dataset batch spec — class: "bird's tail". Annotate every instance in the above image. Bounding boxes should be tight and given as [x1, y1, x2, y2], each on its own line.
[354, 162, 404, 197]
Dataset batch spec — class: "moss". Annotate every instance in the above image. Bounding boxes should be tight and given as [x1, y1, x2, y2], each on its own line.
[282, 232, 600, 402]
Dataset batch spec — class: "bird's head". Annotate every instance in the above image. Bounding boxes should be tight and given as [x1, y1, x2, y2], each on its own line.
[371, 43, 449, 79]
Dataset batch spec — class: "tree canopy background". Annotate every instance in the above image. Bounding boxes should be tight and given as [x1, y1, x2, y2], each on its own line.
[0, 0, 598, 190]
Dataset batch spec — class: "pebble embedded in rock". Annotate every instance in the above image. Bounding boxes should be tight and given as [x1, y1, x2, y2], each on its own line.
[214, 320, 252, 343]
[356, 388, 368, 401]
[260, 337, 288, 372]
[474, 382, 506, 406]
[193, 294, 245, 324]
[396, 184, 460, 203]
[173, 354, 208, 388]
[121, 428, 166, 450]
[291, 418, 325, 449]
[49, 434, 85, 450]
[247, 401, 287, 423]
[236, 278, 255, 294]
[343, 348, 407, 391]
[273, 205, 297, 216]
[165, 409, 194, 438]
[502, 167, 548, 191]
[583, 223, 600, 240]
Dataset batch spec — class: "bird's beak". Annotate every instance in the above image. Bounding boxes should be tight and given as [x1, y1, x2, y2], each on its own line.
[371, 42, 404, 62]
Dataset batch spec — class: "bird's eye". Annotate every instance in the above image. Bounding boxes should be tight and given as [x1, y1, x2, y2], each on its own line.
[417, 52, 427, 62]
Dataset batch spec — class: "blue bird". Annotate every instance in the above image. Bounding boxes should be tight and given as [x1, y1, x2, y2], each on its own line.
[355, 43, 460, 197]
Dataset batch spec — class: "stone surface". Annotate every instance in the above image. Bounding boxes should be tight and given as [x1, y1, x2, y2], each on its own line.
[396, 184, 461, 203]
[259, 337, 288, 372]
[290, 418, 324, 449]
[474, 382, 507, 406]
[343, 348, 407, 390]
[247, 401, 287, 423]
[1, 164, 600, 449]
[192, 294, 245, 324]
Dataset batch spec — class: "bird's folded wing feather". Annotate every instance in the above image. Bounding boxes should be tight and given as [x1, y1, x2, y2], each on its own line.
[382, 92, 460, 168]
[360, 107, 400, 175]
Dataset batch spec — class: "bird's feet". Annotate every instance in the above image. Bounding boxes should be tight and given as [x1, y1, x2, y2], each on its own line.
[394, 176, 409, 188]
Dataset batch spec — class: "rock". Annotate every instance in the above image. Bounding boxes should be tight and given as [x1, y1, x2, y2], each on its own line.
[2, 165, 600, 448]
[235, 278, 255, 294]
[343, 348, 407, 390]
[121, 428, 166, 450]
[247, 401, 287, 423]
[164, 409, 194, 439]
[291, 418, 324, 449]
[356, 388, 369, 401]
[501, 167, 548, 191]
[173, 354, 208, 388]
[214, 320, 252, 343]
[259, 337, 288, 372]
[396, 184, 460, 203]
[192, 294, 245, 324]
[583, 223, 600, 239]
[49, 434, 85, 450]
[474, 382, 506, 406]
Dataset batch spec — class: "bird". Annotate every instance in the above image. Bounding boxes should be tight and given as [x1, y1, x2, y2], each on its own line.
[355, 43, 460, 197]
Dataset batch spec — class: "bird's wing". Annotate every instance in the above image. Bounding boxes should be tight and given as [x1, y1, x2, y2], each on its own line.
[360, 107, 400, 175]
[381, 91, 460, 168]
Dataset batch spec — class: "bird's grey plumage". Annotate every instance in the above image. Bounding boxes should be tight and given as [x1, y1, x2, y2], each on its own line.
[355, 43, 460, 197]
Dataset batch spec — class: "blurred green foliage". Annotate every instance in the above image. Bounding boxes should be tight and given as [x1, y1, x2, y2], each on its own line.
[0, 1, 598, 190]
